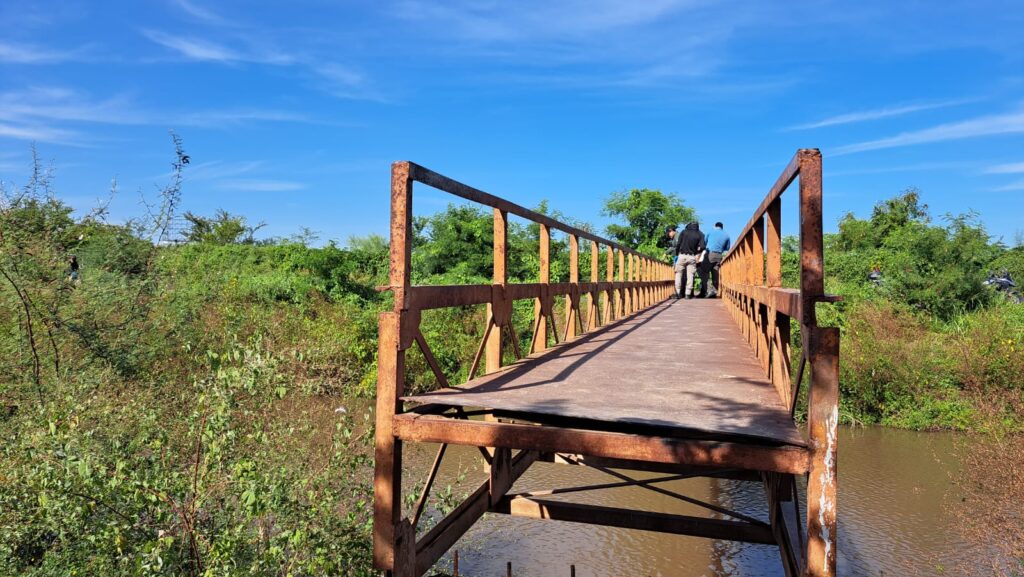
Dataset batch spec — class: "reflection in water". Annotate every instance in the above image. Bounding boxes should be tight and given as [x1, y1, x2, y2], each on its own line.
[407, 426, 968, 576]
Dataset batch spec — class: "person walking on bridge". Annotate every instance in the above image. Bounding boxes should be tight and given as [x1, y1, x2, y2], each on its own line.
[665, 225, 681, 298]
[702, 222, 730, 298]
[676, 222, 705, 299]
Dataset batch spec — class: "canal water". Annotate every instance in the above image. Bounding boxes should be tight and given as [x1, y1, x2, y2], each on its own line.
[407, 426, 973, 577]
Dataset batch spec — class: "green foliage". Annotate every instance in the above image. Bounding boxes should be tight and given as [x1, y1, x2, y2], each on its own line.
[826, 189, 1000, 320]
[182, 209, 265, 245]
[602, 188, 696, 260]
[411, 201, 581, 285]
[0, 340, 374, 576]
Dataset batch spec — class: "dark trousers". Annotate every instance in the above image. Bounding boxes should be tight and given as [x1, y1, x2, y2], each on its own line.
[697, 259, 711, 297]
[707, 252, 723, 295]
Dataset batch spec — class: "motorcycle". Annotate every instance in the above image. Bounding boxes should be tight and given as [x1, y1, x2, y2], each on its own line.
[984, 270, 1024, 304]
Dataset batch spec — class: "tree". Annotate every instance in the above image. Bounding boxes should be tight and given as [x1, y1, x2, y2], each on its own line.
[183, 209, 265, 245]
[602, 188, 696, 260]
[828, 189, 1001, 319]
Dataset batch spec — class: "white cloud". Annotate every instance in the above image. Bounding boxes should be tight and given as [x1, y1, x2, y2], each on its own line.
[143, 29, 242, 62]
[994, 179, 1024, 192]
[984, 162, 1024, 174]
[0, 87, 310, 130]
[787, 99, 975, 131]
[175, 109, 309, 127]
[0, 41, 76, 64]
[0, 122, 80, 144]
[170, 0, 229, 25]
[181, 160, 264, 181]
[397, 0, 702, 42]
[828, 161, 976, 176]
[218, 179, 306, 192]
[141, 27, 380, 100]
[832, 109, 1024, 155]
[0, 88, 146, 125]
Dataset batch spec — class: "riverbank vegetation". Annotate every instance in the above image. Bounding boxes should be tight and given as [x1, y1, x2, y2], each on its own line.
[2, 144, 1022, 574]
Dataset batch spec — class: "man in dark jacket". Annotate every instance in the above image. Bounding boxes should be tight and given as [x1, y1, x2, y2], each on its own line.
[675, 222, 705, 299]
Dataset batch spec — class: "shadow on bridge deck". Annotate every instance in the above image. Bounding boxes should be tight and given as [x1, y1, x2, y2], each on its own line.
[404, 298, 804, 448]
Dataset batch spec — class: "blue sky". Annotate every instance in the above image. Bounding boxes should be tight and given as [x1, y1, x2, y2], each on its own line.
[2, 0, 1023, 245]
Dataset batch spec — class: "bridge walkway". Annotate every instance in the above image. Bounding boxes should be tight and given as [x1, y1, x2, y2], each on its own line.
[374, 150, 838, 577]
[405, 298, 804, 449]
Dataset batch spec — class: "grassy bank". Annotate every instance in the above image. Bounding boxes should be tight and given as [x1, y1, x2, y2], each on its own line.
[3, 156, 1023, 574]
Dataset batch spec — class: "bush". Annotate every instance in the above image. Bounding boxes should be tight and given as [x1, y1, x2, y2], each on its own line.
[0, 341, 375, 576]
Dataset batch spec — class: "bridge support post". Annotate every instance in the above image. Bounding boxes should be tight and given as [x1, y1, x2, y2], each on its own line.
[804, 327, 839, 577]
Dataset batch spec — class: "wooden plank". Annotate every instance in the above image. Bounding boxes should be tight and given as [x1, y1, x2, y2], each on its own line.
[393, 413, 810, 475]
[492, 497, 776, 545]
[406, 300, 806, 447]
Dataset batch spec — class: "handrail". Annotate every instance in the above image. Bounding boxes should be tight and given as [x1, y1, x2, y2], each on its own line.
[386, 160, 674, 372]
[374, 161, 676, 569]
[719, 148, 839, 576]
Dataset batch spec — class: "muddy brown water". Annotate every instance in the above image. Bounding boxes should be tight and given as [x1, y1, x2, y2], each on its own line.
[404, 426, 973, 577]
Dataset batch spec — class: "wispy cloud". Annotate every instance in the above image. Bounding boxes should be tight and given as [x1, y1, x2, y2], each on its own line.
[143, 29, 244, 63]
[832, 109, 1024, 155]
[0, 87, 147, 125]
[984, 162, 1024, 174]
[175, 109, 309, 127]
[0, 122, 80, 144]
[218, 179, 306, 192]
[170, 0, 230, 26]
[994, 179, 1024, 192]
[787, 99, 975, 131]
[828, 160, 977, 176]
[0, 87, 311, 134]
[397, 0, 697, 42]
[156, 160, 265, 181]
[389, 0, 770, 93]
[142, 28, 380, 100]
[0, 41, 78, 64]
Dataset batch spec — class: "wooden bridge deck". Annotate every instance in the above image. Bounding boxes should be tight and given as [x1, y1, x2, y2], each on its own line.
[405, 298, 804, 448]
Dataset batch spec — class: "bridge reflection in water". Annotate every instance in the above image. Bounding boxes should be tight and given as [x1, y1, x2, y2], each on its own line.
[374, 150, 839, 577]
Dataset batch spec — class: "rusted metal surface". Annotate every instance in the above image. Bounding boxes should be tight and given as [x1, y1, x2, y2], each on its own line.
[492, 497, 777, 545]
[373, 311, 403, 571]
[393, 413, 810, 475]
[719, 149, 839, 577]
[406, 299, 804, 446]
[413, 450, 538, 576]
[375, 155, 837, 577]
[804, 327, 839, 577]
[486, 209, 507, 374]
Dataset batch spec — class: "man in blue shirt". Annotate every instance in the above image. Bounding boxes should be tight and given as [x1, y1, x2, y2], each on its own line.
[701, 222, 730, 298]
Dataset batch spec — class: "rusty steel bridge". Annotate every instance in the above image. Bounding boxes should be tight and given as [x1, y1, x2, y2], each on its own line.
[374, 149, 839, 577]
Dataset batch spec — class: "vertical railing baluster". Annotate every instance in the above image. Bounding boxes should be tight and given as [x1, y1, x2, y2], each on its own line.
[487, 209, 508, 373]
[532, 223, 550, 353]
[590, 240, 599, 330]
[605, 246, 614, 324]
[567, 234, 579, 340]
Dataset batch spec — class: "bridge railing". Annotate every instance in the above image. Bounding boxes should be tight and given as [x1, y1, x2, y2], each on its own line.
[374, 161, 674, 571]
[719, 148, 839, 576]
